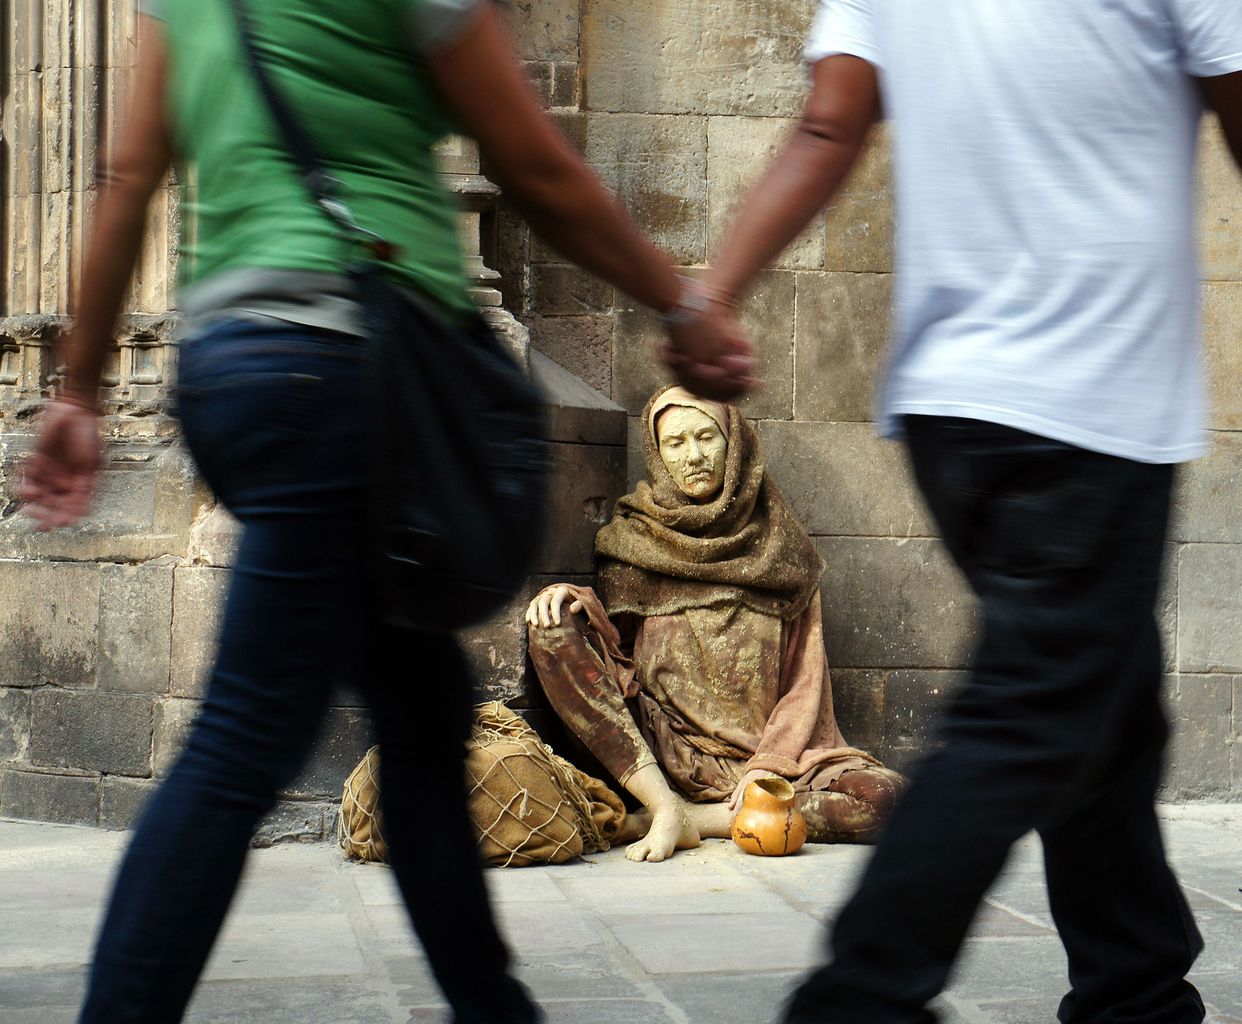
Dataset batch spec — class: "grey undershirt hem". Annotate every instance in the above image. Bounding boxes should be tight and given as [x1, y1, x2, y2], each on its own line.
[178, 266, 471, 340]
[178, 268, 369, 339]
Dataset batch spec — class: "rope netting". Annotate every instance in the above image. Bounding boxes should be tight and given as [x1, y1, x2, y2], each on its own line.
[339, 702, 625, 867]
[337, 745, 387, 864]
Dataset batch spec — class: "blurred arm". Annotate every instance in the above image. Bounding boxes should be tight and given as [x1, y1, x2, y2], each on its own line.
[705, 55, 880, 304]
[426, 6, 680, 313]
[1200, 71, 1242, 171]
[64, 15, 174, 405]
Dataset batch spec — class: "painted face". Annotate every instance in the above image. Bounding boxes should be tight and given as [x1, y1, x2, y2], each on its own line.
[655, 406, 727, 501]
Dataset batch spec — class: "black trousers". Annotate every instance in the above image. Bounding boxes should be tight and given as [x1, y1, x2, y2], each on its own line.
[786, 416, 1203, 1024]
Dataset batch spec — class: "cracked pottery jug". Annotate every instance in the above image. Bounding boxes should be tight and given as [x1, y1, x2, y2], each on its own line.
[731, 777, 808, 856]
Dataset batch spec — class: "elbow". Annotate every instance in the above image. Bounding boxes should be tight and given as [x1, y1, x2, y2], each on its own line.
[96, 152, 169, 204]
[796, 110, 871, 150]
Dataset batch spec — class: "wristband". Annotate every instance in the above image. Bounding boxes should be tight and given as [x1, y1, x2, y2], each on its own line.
[658, 276, 712, 328]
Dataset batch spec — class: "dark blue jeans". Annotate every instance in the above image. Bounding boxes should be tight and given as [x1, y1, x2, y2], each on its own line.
[786, 416, 1203, 1024]
[79, 320, 539, 1024]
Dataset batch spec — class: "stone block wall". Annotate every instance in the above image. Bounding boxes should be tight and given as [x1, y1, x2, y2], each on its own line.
[494, 0, 1242, 796]
[0, 365, 628, 836]
[0, 0, 634, 834]
[1, 0, 1239, 835]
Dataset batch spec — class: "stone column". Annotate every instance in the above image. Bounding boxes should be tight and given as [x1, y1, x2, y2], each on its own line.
[436, 134, 532, 369]
[1, 0, 180, 434]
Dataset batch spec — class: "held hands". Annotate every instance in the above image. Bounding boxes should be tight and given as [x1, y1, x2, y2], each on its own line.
[19, 398, 102, 531]
[525, 585, 584, 629]
[659, 280, 758, 402]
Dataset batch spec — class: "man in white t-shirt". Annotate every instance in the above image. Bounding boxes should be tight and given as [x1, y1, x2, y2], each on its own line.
[673, 2, 1242, 1021]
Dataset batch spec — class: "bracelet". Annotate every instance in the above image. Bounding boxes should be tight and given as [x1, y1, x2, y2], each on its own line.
[658, 276, 712, 327]
[56, 389, 101, 414]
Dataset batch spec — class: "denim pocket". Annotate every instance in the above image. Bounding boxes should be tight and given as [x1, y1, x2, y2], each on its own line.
[176, 319, 335, 510]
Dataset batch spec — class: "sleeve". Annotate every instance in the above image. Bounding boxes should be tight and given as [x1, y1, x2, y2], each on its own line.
[804, 0, 881, 68]
[745, 592, 839, 778]
[1166, 0, 1242, 76]
[405, 0, 485, 56]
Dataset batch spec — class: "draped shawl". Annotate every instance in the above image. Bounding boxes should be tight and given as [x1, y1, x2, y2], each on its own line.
[595, 388, 824, 620]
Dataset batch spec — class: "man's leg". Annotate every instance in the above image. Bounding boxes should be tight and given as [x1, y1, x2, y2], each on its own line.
[1040, 619, 1203, 1024]
[784, 417, 1192, 1024]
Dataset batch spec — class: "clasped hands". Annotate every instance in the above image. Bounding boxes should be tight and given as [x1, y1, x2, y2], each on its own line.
[660, 280, 757, 402]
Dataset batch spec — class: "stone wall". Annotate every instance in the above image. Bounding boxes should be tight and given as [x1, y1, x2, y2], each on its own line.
[0, 0, 1238, 835]
[0, 0, 629, 835]
[495, 0, 1242, 797]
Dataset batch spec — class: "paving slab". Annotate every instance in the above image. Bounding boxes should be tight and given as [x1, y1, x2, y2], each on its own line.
[1, 808, 1239, 1023]
[185, 979, 396, 1023]
[0, 1010, 77, 1024]
[655, 970, 803, 1022]
[0, 967, 85, 1010]
[202, 910, 367, 981]
[608, 911, 823, 974]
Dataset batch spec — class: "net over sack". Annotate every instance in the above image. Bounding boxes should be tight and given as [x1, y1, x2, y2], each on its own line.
[338, 746, 387, 864]
[467, 701, 626, 867]
[338, 703, 626, 867]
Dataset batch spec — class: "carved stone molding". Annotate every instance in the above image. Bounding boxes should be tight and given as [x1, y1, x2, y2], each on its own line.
[2, 3, 528, 421]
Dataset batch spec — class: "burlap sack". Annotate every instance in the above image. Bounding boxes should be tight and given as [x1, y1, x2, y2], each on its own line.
[338, 702, 626, 867]
[338, 745, 387, 864]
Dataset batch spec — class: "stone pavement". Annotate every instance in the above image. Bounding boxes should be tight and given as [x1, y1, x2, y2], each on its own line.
[1, 805, 1239, 1024]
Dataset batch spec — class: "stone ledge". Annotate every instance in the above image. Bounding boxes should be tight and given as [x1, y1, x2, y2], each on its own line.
[0, 769, 99, 827]
[531, 350, 626, 445]
[0, 437, 208, 564]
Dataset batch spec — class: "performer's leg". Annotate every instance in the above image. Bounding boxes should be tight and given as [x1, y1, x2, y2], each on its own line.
[799, 766, 906, 844]
[529, 618, 697, 862]
[528, 617, 654, 784]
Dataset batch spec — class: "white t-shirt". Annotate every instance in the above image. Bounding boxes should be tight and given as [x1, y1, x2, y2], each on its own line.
[807, 0, 1242, 463]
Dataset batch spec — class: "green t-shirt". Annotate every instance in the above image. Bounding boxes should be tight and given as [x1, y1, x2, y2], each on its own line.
[146, 0, 478, 320]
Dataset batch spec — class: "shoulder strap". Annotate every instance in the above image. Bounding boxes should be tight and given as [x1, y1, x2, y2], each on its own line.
[226, 0, 391, 254]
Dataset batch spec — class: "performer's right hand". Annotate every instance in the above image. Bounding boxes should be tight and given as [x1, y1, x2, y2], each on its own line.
[525, 585, 584, 629]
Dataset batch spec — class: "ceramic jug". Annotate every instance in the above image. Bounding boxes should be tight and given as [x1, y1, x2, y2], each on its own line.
[731, 776, 807, 856]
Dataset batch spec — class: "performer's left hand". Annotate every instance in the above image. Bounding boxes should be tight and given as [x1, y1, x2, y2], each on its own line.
[728, 769, 782, 813]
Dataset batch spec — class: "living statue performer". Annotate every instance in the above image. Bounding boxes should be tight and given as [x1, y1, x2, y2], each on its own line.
[526, 386, 905, 863]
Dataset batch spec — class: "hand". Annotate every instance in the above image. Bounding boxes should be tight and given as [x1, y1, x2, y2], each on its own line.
[525, 585, 584, 629]
[19, 399, 102, 531]
[660, 285, 758, 402]
[728, 769, 782, 813]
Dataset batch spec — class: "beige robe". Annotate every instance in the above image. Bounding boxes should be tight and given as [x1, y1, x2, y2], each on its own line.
[552, 585, 879, 803]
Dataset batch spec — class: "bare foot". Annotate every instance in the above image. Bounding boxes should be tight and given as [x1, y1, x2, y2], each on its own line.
[617, 809, 651, 843]
[625, 803, 700, 863]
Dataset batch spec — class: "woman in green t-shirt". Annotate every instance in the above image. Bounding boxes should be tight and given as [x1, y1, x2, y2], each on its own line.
[21, 3, 755, 1022]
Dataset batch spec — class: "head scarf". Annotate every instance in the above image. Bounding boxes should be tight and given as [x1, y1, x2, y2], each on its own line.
[594, 387, 824, 620]
[647, 388, 729, 445]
